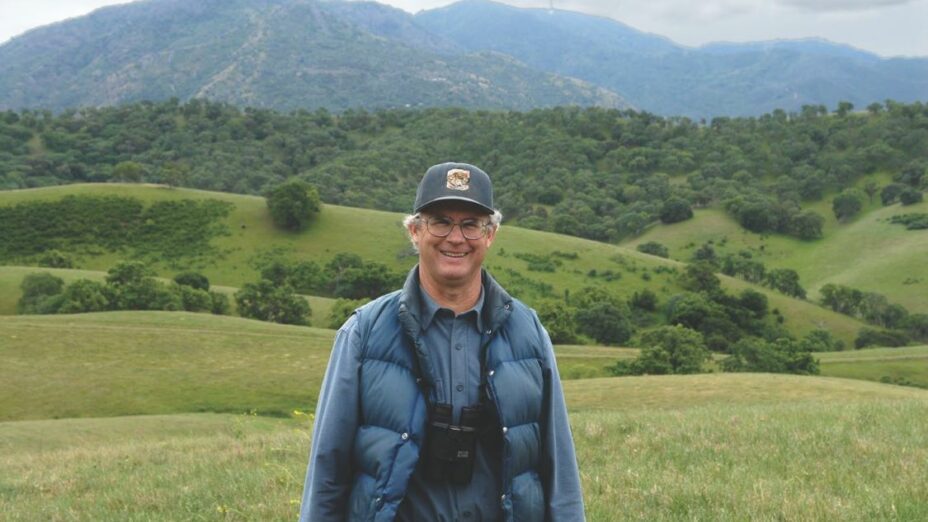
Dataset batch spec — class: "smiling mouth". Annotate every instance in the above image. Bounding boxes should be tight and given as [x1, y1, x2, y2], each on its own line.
[441, 251, 468, 258]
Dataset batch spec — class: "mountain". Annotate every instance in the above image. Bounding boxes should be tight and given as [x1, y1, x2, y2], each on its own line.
[416, 0, 928, 118]
[0, 0, 624, 112]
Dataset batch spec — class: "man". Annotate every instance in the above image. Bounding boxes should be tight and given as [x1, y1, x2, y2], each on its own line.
[299, 162, 585, 521]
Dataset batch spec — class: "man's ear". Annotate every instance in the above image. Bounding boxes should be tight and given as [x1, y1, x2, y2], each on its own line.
[407, 221, 421, 245]
[485, 225, 497, 248]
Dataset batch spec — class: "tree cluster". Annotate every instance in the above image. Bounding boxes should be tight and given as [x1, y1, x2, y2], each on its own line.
[818, 283, 928, 347]
[17, 262, 229, 315]
[253, 252, 404, 300]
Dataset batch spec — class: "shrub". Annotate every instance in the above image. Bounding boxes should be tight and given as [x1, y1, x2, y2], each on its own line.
[659, 197, 693, 224]
[722, 337, 820, 375]
[209, 291, 231, 315]
[57, 279, 110, 313]
[636, 241, 669, 258]
[327, 298, 370, 329]
[611, 325, 710, 376]
[888, 213, 928, 230]
[37, 249, 74, 268]
[800, 329, 845, 352]
[832, 188, 865, 222]
[572, 287, 635, 345]
[903, 314, 928, 341]
[629, 289, 658, 312]
[764, 268, 806, 299]
[899, 189, 923, 206]
[738, 289, 768, 319]
[17, 272, 65, 314]
[265, 179, 321, 231]
[106, 261, 155, 286]
[534, 299, 579, 344]
[174, 271, 210, 291]
[788, 210, 825, 240]
[679, 262, 722, 294]
[854, 328, 910, 349]
[880, 183, 908, 205]
[235, 280, 311, 325]
[176, 284, 213, 312]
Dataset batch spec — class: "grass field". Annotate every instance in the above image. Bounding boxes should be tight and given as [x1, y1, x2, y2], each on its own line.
[3, 312, 928, 520]
[0, 312, 635, 422]
[4, 312, 922, 423]
[0, 184, 871, 347]
[2, 375, 927, 521]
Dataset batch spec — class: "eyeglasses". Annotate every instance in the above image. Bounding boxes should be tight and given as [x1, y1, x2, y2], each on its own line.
[423, 216, 490, 240]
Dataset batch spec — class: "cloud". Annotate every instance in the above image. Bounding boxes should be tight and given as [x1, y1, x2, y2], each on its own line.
[775, 0, 917, 12]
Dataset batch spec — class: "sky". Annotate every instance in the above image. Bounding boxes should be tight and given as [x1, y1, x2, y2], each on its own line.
[1, 0, 927, 58]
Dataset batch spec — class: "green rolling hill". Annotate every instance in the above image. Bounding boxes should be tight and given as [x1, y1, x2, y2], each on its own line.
[0, 183, 867, 345]
[2, 311, 922, 425]
[623, 191, 928, 314]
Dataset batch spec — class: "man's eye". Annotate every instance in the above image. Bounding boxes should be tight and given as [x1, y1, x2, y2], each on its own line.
[461, 221, 480, 230]
[432, 218, 453, 226]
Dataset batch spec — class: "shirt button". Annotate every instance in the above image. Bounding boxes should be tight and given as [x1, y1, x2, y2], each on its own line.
[456, 384, 464, 392]
[455, 344, 462, 351]
[502, 426, 508, 434]
[401, 432, 409, 441]
[488, 370, 495, 377]
[501, 494, 507, 502]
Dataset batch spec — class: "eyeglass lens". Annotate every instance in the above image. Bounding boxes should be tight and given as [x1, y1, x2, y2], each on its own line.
[426, 217, 486, 239]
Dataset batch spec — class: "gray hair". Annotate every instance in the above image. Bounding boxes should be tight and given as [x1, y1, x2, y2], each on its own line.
[403, 210, 503, 252]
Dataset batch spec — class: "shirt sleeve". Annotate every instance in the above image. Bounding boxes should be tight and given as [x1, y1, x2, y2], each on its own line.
[536, 313, 587, 521]
[298, 314, 362, 522]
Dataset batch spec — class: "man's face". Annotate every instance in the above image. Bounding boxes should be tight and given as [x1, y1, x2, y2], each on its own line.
[409, 201, 496, 290]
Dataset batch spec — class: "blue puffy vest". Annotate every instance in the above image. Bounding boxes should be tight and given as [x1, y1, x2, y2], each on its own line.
[346, 268, 549, 521]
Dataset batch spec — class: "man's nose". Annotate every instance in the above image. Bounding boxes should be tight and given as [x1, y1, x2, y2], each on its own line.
[446, 223, 467, 241]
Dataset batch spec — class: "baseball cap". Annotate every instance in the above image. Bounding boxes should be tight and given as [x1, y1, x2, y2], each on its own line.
[413, 162, 495, 214]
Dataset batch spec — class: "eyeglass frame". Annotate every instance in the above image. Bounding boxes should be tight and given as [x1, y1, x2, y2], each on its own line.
[417, 215, 493, 240]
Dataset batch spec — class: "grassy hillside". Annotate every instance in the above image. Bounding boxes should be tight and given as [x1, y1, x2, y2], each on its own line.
[624, 191, 928, 313]
[2, 375, 926, 520]
[0, 312, 630, 422]
[0, 312, 331, 421]
[0, 184, 868, 345]
[3, 312, 923, 424]
[819, 345, 928, 389]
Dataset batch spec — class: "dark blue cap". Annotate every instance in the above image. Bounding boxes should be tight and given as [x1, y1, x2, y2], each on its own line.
[414, 162, 494, 214]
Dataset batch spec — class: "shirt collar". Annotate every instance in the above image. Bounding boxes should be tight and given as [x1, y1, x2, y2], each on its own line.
[418, 284, 485, 332]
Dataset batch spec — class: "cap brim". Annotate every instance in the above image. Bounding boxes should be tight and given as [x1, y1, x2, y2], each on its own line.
[415, 196, 494, 214]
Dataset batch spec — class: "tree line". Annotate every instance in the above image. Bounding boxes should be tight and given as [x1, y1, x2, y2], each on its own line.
[2, 99, 925, 243]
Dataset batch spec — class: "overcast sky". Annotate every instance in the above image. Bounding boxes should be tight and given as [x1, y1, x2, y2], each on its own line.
[2, 0, 926, 57]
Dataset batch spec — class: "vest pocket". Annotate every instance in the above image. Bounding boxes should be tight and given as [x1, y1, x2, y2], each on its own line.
[347, 472, 377, 521]
[511, 471, 545, 521]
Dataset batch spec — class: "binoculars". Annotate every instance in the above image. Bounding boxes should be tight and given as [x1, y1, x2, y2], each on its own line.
[424, 403, 483, 485]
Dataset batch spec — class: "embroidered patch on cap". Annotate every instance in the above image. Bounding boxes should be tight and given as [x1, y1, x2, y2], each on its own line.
[446, 168, 470, 191]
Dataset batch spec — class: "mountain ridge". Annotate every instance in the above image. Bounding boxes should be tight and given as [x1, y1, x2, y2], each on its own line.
[415, 0, 928, 118]
[0, 0, 625, 112]
[0, 0, 925, 117]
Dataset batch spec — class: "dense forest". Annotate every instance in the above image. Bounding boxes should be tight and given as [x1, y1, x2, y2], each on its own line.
[1, 99, 926, 242]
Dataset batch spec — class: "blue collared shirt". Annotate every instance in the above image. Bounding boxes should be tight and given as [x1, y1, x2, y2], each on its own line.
[300, 283, 585, 521]
[396, 287, 501, 521]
